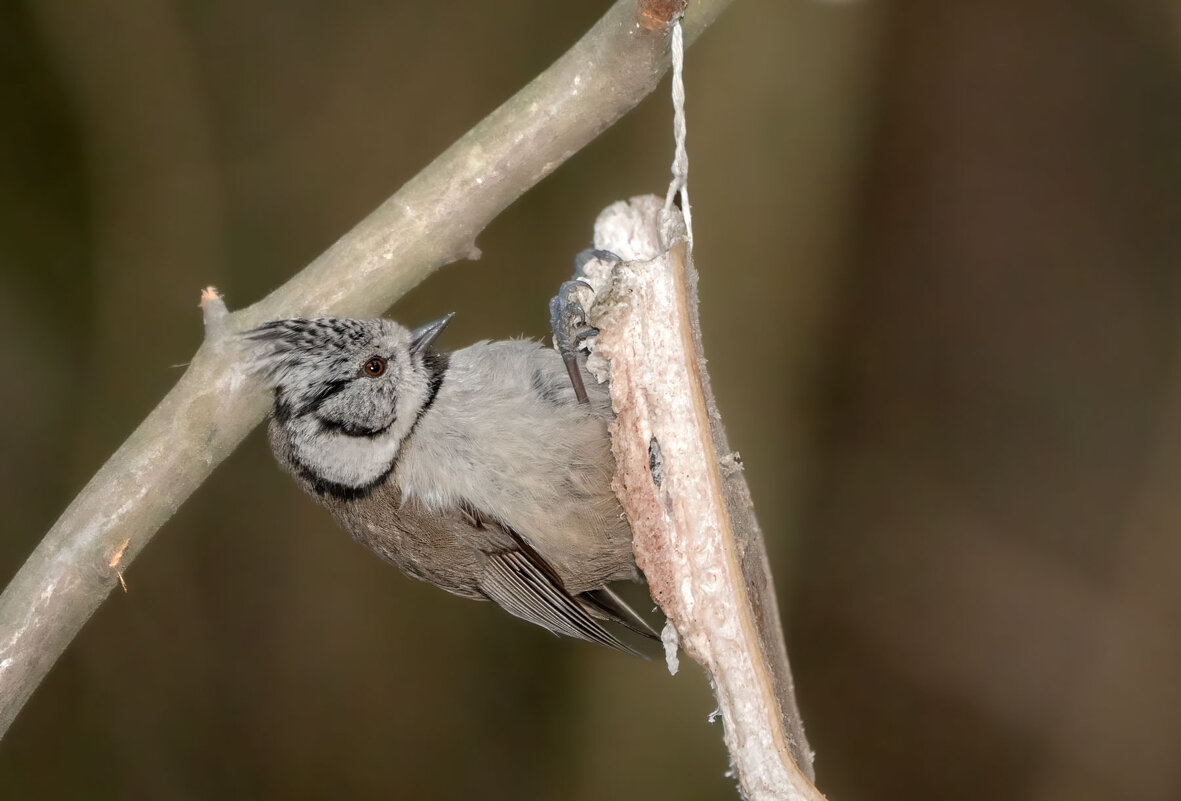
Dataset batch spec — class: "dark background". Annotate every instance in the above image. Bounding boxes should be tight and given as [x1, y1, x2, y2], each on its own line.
[2, 0, 1179, 798]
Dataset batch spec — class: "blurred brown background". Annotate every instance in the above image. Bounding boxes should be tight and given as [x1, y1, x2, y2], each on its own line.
[2, 0, 1179, 798]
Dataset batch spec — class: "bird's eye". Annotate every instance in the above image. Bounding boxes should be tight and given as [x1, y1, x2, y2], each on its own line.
[362, 356, 386, 377]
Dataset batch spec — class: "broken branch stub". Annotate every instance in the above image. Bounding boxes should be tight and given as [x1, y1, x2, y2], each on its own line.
[583, 195, 820, 800]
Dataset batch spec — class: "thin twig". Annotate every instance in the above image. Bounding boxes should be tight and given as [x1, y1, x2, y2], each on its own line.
[0, 0, 732, 739]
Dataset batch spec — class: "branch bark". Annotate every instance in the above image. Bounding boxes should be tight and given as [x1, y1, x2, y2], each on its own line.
[584, 196, 821, 800]
[0, 0, 732, 739]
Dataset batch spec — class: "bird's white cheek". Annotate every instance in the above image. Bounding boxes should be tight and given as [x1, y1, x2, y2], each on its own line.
[295, 429, 403, 487]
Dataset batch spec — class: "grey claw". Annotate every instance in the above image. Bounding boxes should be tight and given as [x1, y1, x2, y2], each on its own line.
[550, 271, 605, 406]
[574, 248, 621, 277]
[549, 280, 597, 354]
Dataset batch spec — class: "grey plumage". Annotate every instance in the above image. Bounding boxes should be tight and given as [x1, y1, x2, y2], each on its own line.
[247, 315, 651, 652]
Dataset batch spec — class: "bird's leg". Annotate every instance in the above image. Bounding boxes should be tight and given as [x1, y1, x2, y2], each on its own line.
[549, 280, 595, 404]
[549, 249, 619, 404]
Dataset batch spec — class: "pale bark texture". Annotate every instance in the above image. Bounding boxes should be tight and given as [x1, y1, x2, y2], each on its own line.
[584, 195, 821, 800]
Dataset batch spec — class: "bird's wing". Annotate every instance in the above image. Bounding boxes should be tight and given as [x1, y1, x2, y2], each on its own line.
[579, 587, 660, 640]
[459, 504, 639, 655]
[481, 541, 640, 655]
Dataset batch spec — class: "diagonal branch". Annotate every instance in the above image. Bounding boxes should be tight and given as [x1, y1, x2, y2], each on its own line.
[0, 0, 732, 739]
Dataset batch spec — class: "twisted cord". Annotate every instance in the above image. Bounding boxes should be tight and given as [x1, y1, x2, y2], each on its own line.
[663, 20, 693, 249]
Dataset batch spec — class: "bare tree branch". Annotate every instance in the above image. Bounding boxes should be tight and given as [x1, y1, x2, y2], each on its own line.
[585, 196, 822, 800]
[0, 0, 732, 739]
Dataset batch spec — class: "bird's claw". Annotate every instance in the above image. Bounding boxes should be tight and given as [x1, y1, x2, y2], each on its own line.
[549, 250, 621, 405]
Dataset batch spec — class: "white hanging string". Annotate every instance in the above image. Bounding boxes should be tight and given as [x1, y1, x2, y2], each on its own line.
[663, 18, 693, 250]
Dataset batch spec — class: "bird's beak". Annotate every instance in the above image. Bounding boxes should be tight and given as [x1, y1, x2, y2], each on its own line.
[409, 313, 455, 355]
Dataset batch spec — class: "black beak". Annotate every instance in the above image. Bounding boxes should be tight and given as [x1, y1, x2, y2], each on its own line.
[409, 313, 455, 355]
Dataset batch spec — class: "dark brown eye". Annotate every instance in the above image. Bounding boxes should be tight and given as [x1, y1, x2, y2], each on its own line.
[362, 356, 386, 377]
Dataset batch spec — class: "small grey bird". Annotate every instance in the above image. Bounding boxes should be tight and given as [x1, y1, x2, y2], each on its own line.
[247, 314, 653, 652]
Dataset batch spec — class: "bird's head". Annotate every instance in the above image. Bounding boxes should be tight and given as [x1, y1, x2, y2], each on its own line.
[245, 314, 452, 494]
